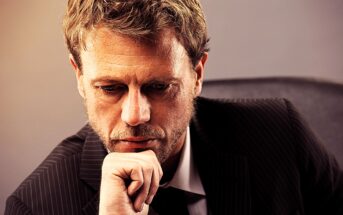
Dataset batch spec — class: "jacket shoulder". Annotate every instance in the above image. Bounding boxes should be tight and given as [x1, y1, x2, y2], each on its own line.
[6, 124, 93, 214]
[17, 125, 87, 187]
[195, 96, 289, 120]
[193, 97, 343, 214]
[193, 97, 292, 146]
[5, 195, 33, 215]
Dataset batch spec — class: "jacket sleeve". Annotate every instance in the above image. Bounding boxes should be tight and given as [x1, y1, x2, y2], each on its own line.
[5, 195, 33, 215]
[285, 99, 343, 214]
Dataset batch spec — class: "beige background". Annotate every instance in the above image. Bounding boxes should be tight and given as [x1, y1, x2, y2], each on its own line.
[1, 0, 343, 213]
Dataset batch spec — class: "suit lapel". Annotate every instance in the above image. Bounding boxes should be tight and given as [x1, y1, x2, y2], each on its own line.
[79, 125, 107, 214]
[82, 193, 100, 215]
[191, 120, 251, 215]
[200, 153, 251, 215]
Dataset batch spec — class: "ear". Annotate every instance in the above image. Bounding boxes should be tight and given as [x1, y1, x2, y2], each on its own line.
[69, 54, 85, 98]
[193, 52, 208, 96]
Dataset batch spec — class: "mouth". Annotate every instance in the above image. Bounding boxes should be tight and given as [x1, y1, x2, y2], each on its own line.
[113, 137, 159, 152]
[123, 136, 154, 142]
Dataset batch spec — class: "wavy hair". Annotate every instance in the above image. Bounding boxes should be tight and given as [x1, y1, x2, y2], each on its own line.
[62, 0, 209, 69]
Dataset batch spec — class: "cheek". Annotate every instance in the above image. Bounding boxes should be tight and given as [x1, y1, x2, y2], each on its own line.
[86, 94, 122, 130]
[152, 92, 193, 126]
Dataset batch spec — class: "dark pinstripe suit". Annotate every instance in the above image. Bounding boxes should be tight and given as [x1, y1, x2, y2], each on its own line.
[5, 97, 343, 214]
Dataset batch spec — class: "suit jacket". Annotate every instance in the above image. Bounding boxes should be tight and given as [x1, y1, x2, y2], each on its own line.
[5, 97, 343, 215]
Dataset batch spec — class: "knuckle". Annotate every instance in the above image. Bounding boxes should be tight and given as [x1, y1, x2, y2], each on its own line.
[145, 149, 154, 155]
[102, 152, 120, 166]
[159, 168, 163, 179]
[146, 165, 154, 173]
[132, 166, 144, 177]
[136, 180, 144, 187]
[102, 154, 112, 165]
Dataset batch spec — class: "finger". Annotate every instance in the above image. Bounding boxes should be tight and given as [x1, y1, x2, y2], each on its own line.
[127, 165, 144, 196]
[145, 170, 159, 205]
[137, 203, 149, 215]
[134, 165, 153, 212]
[128, 180, 143, 197]
[146, 150, 163, 180]
[142, 150, 162, 205]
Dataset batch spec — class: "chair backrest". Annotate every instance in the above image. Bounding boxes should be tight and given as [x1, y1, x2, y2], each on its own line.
[201, 77, 343, 167]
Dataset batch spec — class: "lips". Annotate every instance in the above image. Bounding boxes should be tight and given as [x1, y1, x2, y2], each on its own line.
[122, 136, 153, 142]
[114, 137, 159, 152]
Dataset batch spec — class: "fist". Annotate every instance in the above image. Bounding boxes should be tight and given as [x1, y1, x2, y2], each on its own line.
[99, 150, 163, 215]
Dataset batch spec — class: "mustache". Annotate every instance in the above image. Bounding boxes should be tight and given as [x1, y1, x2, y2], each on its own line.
[110, 124, 164, 141]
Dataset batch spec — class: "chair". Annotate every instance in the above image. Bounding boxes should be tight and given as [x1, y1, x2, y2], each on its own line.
[201, 77, 343, 167]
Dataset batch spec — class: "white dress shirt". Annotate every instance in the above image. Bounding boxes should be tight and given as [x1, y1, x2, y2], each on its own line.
[160, 127, 207, 215]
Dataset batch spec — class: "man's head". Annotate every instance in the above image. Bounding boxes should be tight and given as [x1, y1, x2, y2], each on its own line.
[63, 0, 209, 167]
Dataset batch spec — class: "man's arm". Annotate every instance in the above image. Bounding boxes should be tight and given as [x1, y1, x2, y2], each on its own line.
[99, 150, 163, 215]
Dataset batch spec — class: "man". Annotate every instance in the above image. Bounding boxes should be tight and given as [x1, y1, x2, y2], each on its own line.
[5, 0, 343, 214]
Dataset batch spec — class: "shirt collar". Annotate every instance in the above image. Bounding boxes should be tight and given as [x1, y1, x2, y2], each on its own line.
[160, 127, 205, 196]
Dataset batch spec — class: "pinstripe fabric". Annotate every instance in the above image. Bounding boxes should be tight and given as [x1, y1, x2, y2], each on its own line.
[5, 125, 106, 215]
[191, 97, 343, 215]
[5, 97, 343, 214]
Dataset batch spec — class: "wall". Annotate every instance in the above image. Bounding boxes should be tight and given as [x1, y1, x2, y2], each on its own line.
[0, 1, 85, 213]
[201, 0, 343, 81]
[1, 0, 342, 213]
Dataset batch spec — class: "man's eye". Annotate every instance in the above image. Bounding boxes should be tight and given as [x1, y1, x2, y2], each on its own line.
[146, 83, 170, 91]
[98, 85, 126, 93]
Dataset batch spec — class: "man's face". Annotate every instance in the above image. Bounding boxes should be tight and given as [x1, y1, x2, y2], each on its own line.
[71, 27, 206, 165]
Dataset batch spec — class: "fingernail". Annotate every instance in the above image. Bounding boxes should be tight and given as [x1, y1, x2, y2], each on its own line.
[140, 203, 144, 211]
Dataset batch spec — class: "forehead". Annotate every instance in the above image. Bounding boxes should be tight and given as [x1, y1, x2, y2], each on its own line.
[80, 27, 191, 81]
[83, 27, 187, 63]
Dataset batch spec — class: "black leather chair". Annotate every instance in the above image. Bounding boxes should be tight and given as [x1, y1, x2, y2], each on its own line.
[201, 77, 343, 167]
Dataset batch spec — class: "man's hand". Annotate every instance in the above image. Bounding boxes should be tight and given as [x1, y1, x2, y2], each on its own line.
[99, 150, 163, 215]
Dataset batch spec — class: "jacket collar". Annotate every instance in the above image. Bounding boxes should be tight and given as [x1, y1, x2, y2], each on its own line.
[78, 124, 107, 214]
[79, 124, 107, 191]
[190, 114, 252, 215]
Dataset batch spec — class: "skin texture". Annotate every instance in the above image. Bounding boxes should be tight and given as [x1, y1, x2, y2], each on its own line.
[69, 27, 207, 214]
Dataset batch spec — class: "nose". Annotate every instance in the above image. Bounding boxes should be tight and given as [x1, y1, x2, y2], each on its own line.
[121, 88, 151, 126]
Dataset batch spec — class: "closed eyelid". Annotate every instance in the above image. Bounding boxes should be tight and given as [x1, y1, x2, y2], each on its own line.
[92, 80, 124, 86]
[99, 85, 127, 89]
[142, 80, 174, 88]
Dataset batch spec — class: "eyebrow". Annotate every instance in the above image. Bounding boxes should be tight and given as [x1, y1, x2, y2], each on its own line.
[90, 76, 181, 85]
[90, 76, 123, 85]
